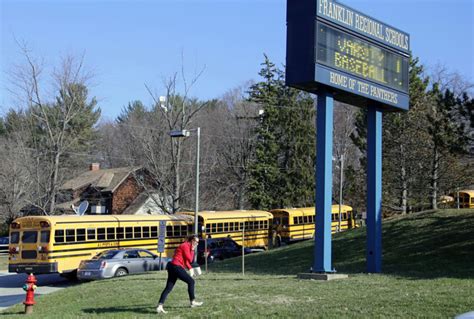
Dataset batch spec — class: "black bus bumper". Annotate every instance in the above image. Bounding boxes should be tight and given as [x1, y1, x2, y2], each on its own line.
[9, 262, 58, 274]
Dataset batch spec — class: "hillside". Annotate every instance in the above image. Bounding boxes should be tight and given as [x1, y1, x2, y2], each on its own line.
[213, 208, 474, 279]
[1, 209, 473, 318]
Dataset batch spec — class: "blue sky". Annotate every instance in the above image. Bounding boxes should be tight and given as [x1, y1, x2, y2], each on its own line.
[1, 0, 473, 120]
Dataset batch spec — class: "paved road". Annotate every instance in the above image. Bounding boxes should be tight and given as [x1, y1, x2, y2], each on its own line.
[0, 272, 72, 311]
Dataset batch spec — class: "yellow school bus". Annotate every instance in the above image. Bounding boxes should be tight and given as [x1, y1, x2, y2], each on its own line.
[8, 214, 192, 275]
[183, 210, 273, 249]
[270, 205, 356, 245]
[452, 190, 474, 208]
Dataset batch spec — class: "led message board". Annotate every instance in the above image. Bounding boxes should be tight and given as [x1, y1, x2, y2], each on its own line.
[286, 0, 410, 111]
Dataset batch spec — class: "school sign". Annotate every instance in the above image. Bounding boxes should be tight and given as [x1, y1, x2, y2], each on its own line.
[286, 0, 410, 111]
[286, 0, 410, 274]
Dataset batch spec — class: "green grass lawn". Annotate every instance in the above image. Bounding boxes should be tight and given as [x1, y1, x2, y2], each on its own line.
[1, 209, 473, 318]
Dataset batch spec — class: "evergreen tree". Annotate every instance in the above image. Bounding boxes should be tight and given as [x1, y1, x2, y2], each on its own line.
[248, 55, 315, 210]
[117, 100, 148, 124]
[351, 57, 430, 214]
[425, 87, 474, 208]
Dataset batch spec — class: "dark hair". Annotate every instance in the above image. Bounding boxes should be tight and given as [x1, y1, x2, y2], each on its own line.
[187, 235, 199, 242]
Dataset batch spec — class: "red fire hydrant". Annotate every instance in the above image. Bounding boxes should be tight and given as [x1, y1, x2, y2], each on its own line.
[22, 273, 37, 314]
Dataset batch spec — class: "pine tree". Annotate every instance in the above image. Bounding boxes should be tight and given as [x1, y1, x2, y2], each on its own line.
[248, 55, 315, 210]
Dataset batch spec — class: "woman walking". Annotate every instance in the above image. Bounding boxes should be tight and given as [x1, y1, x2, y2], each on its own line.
[157, 235, 203, 314]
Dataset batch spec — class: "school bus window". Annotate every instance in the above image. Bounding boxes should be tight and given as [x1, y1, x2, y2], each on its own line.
[264, 220, 268, 228]
[87, 228, 96, 240]
[180, 225, 187, 236]
[11, 232, 19, 244]
[143, 226, 150, 238]
[224, 223, 229, 232]
[76, 229, 86, 242]
[125, 227, 133, 239]
[151, 226, 158, 238]
[166, 226, 173, 237]
[116, 227, 124, 239]
[205, 224, 210, 233]
[134, 227, 142, 238]
[22, 231, 37, 243]
[303, 216, 307, 224]
[97, 228, 106, 240]
[217, 223, 223, 233]
[65, 229, 75, 242]
[40, 230, 50, 243]
[293, 217, 298, 224]
[107, 227, 115, 240]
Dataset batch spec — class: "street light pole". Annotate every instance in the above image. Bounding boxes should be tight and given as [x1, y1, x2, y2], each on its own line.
[194, 127, 200, 237]
[169, 127, 200, 263]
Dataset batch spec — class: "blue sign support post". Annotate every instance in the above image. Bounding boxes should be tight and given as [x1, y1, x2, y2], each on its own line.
[367, 105, 383, 273]
[314, 90, 334, 273]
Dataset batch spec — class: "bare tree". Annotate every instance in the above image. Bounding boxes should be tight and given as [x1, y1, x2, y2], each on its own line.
[204, 84, 259, 209]
[333, 102, 358, 206]
[6, 43, 99, 214]
[114, 61, 208, 213]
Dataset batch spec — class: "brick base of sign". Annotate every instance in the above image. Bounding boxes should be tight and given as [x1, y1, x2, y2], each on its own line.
[297, 273, 349, 281]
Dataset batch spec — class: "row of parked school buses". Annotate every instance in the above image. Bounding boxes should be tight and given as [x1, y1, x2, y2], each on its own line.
[7, 205, 357, 276]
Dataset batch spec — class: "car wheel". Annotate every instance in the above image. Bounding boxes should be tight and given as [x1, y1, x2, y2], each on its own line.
[114, 267, 128, 277]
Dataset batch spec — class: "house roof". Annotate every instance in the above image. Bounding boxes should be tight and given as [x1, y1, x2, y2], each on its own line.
[60, 166, 142, 193]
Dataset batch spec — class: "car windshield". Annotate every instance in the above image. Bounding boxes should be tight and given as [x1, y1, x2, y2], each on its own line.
[93, 250, 120, 260]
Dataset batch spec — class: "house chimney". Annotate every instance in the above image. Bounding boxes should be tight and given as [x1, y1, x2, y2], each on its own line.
[90, 163, 100, 171]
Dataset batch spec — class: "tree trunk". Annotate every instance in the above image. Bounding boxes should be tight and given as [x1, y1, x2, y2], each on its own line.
[48, 151, 61, 214]
[431, 146, 439, 210]
[399, 144, 408, 214]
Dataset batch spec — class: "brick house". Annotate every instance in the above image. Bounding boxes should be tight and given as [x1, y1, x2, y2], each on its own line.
[56, 163, 157, 215]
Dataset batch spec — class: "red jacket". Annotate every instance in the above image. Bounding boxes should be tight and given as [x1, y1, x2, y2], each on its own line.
[171, 241, 195, 270]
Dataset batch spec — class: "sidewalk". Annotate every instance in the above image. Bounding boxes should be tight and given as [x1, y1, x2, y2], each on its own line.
[0, 272, 70, 311]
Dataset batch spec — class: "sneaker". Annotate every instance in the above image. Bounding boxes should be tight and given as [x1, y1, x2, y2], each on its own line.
[156, 305, 167, 314]
[190, 300, 203, 308]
